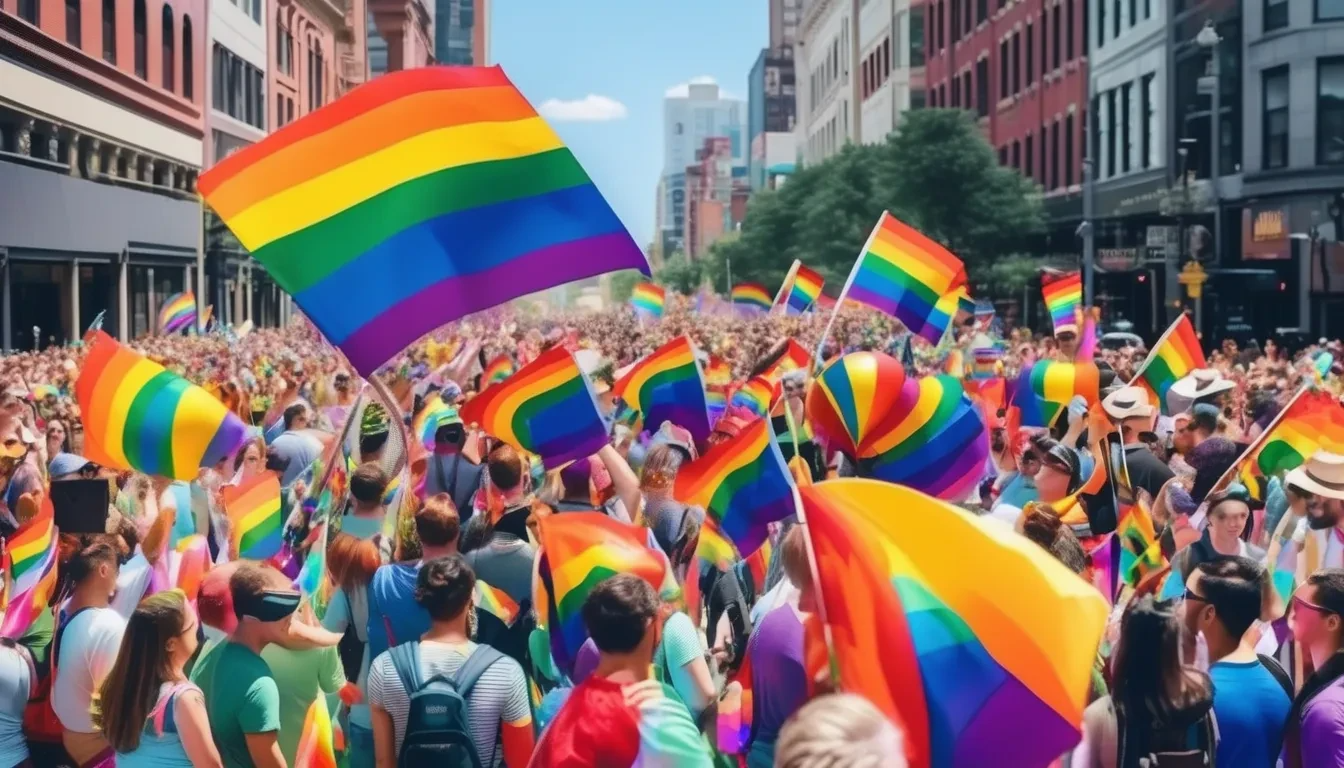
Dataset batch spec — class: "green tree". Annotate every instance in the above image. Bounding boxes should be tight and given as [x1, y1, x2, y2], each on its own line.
[655, 252, 704, 294]
[978, 254, 1041, 301]
[608, 269, 642, 304]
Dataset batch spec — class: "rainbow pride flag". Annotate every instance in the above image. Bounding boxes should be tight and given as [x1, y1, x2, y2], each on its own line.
[75, 331, 248, 480]
[1009, 360, 1101, 428]
[0, 494, 59, 639]
[1041, 271, 1083, 336]
[1240, 389, 1344, 492]
[728, 376, 776, 419]
[474, 580, 520, 625]
[412, 393, 459, 449]
[730, 282, 772, 312]
[842, 212, 967, 344]
[631, 282, 666, 318]
[762, 339, 813, 381]
[863, 375, 990, 502]
[224, 471, 284, 560]
[197, 66, 649, 376]
[1132, 314, 1206, 414]
[294, 696, 337, 768]
[175, 534, 212, 607]
[696, 520, 738, 571]
[533, 512, 675, 674]
[158, 291, 197, 334]
[674, 417, 795, 557]
[1106, 436, 1166, 592]
[611, 336, 712, 440]
[780, 262, 824, 315]
[800, 480, 1107, 768]
[482, 354, 516, 386]
[296, 520, 330, 604]
[460, 345, 608, 469]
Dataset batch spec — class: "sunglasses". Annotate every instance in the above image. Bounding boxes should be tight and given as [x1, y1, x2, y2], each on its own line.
[1184, 589, 1210, 604]
[1294, 595, 1336, 617]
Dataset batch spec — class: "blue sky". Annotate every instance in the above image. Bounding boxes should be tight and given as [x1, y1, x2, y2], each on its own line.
[492, 0, 767, 248]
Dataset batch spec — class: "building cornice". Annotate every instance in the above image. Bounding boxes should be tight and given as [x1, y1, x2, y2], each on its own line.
[800, 0, 838, 40]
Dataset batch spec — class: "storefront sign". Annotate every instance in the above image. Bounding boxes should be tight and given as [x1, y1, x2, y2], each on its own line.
[1242, 206, 1290, 260]
[1098, 248, 1141, 271]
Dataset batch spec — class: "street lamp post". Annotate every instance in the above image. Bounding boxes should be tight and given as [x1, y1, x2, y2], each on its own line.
[1196, 20, 1222, 266]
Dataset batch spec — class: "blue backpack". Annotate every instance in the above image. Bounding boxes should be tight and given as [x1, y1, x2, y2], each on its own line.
[387, 641, 505, 768]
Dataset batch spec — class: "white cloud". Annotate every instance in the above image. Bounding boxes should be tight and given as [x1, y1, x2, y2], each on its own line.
[665, 75, 732, 99]
[537, 94, 628, 122]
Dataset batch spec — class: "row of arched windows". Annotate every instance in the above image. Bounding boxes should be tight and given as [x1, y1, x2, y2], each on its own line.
[48, 0, 195, 102]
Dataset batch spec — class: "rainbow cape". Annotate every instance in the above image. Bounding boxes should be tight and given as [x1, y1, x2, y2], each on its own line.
[197, 66, 649, 376]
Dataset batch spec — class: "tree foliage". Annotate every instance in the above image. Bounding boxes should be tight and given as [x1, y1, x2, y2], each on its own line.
[655, 253, 705, 295]
[707, 109, 1046, 300]
[608, 269, 643, 304]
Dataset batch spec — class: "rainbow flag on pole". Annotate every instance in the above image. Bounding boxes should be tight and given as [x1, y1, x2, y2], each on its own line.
[775, 261, 824, 315]
[294, 697, 338, 768]
[673, 417, 796, 557]
[0, 494, 59, 639]
[800, 480, 1107, 768]
[731, 283, 772, 312]
[631, 282, 666, 318]
[459, 345, 608, 469]
[482, 354, 516, 386]
[224, 471, 284, 561]
[611, 336, 712, 440]
[842, 212, 967, 344]
[1041, 271, 1083, 336]
[197, 66, 649, 376]
[75, 331, 248, 480]
[1130, 314, 1206, 414]
[1239, 388, 1344, 494]
[158, 291, 197, 334]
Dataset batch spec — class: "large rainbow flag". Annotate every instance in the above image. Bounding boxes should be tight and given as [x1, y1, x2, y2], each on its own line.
[533, 512, 677, 675]
[1239, 388, 1344, 495]
[0, 494, 59, 639]
[1041, 271, 1082, 336]
[611, 336, 712, 440]
[841, 212, 968, 344]
[197, 66, 649, 376]
[158, 291, 197, 334]
[800, 480, 1107, 768]
[459, 345, 608, 469]
[730, 282, 772, 312]
[673, 417, 795, 557]
[75, 331, 248, 480]
[1131, 314, 1206, 414]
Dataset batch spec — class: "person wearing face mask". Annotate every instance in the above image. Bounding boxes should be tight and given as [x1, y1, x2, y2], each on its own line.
[1182, 556, 1291, 767]
[1283, 568, 1344, 766]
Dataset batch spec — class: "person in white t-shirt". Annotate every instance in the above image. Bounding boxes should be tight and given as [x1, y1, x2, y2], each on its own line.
[52, 541, 126, 766]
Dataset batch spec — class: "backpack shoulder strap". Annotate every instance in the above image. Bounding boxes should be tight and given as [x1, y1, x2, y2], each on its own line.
[1258, 653, 1294, 699]
[389, 641, 423, 694]
[452, 645, 505, 698]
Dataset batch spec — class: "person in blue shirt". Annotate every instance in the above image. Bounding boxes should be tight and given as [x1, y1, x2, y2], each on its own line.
[1183, 555, 1292, 767]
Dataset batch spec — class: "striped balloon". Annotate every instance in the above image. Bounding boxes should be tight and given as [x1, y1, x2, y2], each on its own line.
[805, 351, 909, 457]
[861, 375, 990, 502]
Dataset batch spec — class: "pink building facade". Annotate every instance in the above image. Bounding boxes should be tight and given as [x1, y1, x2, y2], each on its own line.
[269, 0, 345, 130]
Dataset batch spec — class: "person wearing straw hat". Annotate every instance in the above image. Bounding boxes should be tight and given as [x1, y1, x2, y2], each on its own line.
[1279, 452, 1344, 583]
[1102, 385, 1175, 502]
[1168, 369, 1236, 417]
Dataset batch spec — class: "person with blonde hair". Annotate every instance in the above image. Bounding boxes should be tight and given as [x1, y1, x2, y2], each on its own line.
[774, 693, 908, 768]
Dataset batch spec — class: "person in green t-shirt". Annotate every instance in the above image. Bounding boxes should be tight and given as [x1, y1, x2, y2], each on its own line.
[190, 562, 303, 768]
[260, 643, 346, 765]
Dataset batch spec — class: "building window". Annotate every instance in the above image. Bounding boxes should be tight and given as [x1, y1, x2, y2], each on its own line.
[1120, 82, 1132, 172]
[162, 6, 174, 92]
[1141, 72, 1155, 168]
[101, 0, 115, 61]
[18, 0, 38, 24]
[1318, 58, 1344, 164]
[884, 37, 892, 73]
[276, 93, 285, 126]
[1319, 0, 1344, 21]
[1000, 145, 1009, 165]
[1263, 65, 1289, 169]
[1098, 92, 1110, 177]
[1097, 0, 1106, 48]
[1143, 0, 1151, 19]
[1026, 23, 1034, 85]
[963, 70, 972, 107]
[1052, 4, 1062, 70]
[213, 43, 266, 130]
[1065, 114, 1075, 185]
[1012, 140, 1021, 168]
[1128, 0, 1136, 32]
[277, 24, 294, 75]
[999, 41, 1010, 99]
[1113, 0, 1121, 38]
[975, 59, 989, 116]
[287, 97, 294, 125]
[1050, 121, 1060, 189]
[1040, 127, 1048, 180]
[182, 17, 193, 100]
[977, 0, 988, 24]
[1264, 0, 1288, 30]
[133, 0, 147, 79]
[1012, 33, 1021, 94]
[1066, 0, 1074, 60]
[66, 0, 82, 47]
[1105, 89, 1117, 175]
[911, 7, 925, 66]
[1025, 135, 1034, 180]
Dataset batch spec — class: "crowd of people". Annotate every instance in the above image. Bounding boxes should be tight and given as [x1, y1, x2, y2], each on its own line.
[0, 295, 1343, 768]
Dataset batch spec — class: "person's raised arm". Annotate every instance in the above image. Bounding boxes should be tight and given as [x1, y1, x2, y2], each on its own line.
[597, 444, 641, 524]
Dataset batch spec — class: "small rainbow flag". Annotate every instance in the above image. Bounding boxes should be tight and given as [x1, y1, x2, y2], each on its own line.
[696, 520, 738, 571]
[779, 262, 824, 315]
[1009, 360, 1101, 428]
[631, 282, 666, 318]
[294, 696, 337, 768]
[674, 418, 796, 557]
[611, 336, 711, 441]
[728, 376, 776, 420]
[1106, 436, 1166, 592]
[460, 345, 608, 469]
[843, 212, 967, 344]
[731, 282, 772, 312]
[800, 480, 1107, 768]
[158, 291, 197, 334]
[296, 520, 330, 604]
[0, 494, 59, 639]
[1132, 314, 1206, 415]
[75, 331, 248, 480]
[533, 512, 675, 674]
[474, 580, 520, 626]
[970, 346, 1002, 381]
[1240, 389, 1344, 493]
[1041, 271, 1083, 336]
[224, 471, 284, 560]
[762, 339, 813, 381]
[197, 66, 649, 376]
[482, 354, 516, 386]
[174, 534, 212, 607]
[412, 393, 460, 449]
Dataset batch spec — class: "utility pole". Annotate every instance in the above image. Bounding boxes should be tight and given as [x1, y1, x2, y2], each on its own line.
[1196, 21, 1222, 266]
